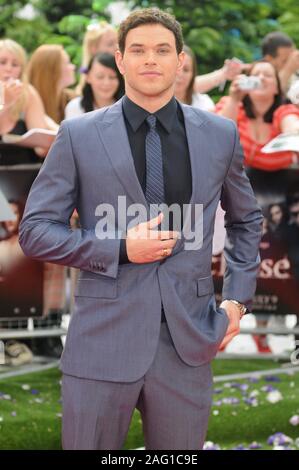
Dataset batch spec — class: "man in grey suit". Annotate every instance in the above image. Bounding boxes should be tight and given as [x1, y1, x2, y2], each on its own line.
[19, 8, 263, 450]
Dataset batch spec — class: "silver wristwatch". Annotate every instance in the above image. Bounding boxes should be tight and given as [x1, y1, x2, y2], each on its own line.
[226, 299, 247, 318]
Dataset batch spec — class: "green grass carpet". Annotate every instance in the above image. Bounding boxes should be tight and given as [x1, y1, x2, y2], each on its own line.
[0, 359, 298, 450]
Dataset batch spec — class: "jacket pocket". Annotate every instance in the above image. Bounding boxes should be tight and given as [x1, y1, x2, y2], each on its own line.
[197, 275, 214, 297]
[74, 278, 117, 299]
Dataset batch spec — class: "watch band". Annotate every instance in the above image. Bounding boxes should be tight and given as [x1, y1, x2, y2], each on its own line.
[226, 299, 247, 317]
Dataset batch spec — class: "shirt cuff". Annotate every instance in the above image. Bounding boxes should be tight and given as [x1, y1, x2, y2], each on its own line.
[119, 237, 130, 264]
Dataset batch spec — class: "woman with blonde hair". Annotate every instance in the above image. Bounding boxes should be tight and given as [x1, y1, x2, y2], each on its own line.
[0, 39, 51, 163]
[77, 21, 118, 93]
[27, 44, 76, 124]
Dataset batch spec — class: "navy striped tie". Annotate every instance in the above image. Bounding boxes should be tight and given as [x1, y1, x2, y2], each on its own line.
[145, 115, 166, 322]
[145, 115, 165, 212]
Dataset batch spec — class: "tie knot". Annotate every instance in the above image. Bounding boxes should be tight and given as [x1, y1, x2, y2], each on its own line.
[146, 114, 156, 129]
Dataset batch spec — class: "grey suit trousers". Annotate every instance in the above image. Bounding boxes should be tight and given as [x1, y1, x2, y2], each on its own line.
[61, 321, 213, 450]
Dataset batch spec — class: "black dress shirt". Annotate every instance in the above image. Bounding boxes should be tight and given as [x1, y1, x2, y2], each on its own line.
[120, 95, 192, 263]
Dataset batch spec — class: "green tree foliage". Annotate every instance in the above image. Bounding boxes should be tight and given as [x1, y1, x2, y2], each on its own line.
[5, 17, 52, 53]
[0, 0, 112, 68]
[273, 0, 299, 46]
[0, 0, 298, 78]
[0, 0, 28, 36]
[35, 0, 94, 23]
[132, 0, 299, 74]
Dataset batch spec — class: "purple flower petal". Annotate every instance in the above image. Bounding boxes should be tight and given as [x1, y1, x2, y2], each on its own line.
[268, 433, 293, 446]
[264, 375, 281, 383]
[261, 385, 277, 392]
[239, 384, 249, 391]
[213, 400, 223, 406]
[249, 442, 262, 449]
[243, 397, 258, 406]
[249, 377, 260, 383]
[232, 444, 248, 450]
[203, 441, 221, 450]
[289, 415, 299, 426]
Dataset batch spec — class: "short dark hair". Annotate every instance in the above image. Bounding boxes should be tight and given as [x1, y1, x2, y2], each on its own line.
[261, 32, 294, 58]
[81, 52, 124, 112]
[118, 7, 184, 55]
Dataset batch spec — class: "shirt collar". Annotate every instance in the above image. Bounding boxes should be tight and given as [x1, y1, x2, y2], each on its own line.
[122, 95, 178, 134]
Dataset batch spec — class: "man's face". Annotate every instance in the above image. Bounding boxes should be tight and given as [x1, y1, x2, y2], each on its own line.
[115, 24, 184, 99]
[265, 46, 294, 71]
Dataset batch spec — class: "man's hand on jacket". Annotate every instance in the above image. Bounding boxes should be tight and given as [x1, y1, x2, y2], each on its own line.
[126, 212, 179, 264]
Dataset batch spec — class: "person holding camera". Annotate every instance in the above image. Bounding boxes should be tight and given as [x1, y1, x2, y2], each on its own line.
[216, 60, 299, 353]
[215, 60, 299, 172]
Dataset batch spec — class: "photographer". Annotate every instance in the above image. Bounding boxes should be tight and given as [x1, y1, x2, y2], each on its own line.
[215, 61, 299, 171]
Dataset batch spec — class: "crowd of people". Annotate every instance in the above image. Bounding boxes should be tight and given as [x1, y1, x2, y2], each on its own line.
[1, 19, 299, 359]
[1, 26, 299, 159]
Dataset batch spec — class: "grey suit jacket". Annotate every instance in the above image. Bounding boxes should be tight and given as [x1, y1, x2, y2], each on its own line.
[19, 97, 263, 382]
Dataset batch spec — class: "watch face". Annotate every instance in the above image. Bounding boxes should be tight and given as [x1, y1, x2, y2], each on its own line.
[239, 305, 247, 315]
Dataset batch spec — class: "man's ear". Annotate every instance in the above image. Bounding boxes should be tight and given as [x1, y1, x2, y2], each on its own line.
[177, 50, 186, 73]
[115, 49, 125, 75]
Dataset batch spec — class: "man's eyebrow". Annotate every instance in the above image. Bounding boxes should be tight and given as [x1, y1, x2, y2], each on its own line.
[155, 43, 172, 47]
[128, 43, 144, 48]
[127, 42, 172, 48]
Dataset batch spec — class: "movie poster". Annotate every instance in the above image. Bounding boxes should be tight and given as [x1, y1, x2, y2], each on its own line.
[0, 165, 43, 318]
[213, 168, 299, 315]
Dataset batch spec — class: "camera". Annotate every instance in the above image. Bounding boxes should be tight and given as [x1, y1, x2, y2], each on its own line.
[238, 76, 262, 91]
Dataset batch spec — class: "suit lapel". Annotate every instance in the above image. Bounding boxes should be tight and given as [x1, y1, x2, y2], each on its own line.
[181, 103, 210, 206]
[94, 98, 149, 210]
[172, 104, 210, 253]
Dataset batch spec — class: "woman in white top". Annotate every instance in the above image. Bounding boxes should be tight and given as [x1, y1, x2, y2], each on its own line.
[66, 52, 124, 119]
[175, 45, 215, 111]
